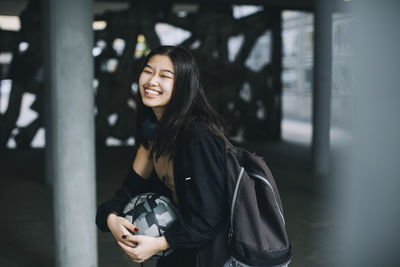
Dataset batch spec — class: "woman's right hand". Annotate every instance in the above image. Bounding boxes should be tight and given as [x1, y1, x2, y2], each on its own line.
[107, 213, 139, 247]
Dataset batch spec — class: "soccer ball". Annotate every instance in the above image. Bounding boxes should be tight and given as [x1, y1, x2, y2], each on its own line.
[122, 192, 179, 257]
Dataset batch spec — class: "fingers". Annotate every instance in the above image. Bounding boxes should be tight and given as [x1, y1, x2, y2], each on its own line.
[123, 234, 142, 244]
[120, 233, 138, 248]
[121, 218, 139, 233]
[117, 225, 136, 247]
[117, 241, 144, 263]
[117, 241, 136, 260]
[118, 240, 133, 251]
[121, 234, 142, 248]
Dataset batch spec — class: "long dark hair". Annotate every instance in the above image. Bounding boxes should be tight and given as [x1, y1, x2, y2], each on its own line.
[135, 45, 224, 160]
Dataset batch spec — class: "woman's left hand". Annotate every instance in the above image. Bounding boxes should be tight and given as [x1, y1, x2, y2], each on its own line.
[117, 235, 169, 263]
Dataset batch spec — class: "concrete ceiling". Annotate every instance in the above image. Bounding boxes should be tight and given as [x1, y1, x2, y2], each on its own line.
[0, 0, 350, 16]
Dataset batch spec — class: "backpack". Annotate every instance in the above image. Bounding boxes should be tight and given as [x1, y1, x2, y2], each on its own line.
[224, 141, 292, 267]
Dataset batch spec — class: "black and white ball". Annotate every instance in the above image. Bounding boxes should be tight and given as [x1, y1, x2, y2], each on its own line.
[122, 192, 178, 257]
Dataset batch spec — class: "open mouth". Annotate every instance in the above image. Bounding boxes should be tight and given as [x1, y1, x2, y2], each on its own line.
[145, 88, 161, 96]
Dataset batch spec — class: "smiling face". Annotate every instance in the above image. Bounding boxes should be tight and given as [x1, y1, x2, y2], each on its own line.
[138, 55, 175, 120]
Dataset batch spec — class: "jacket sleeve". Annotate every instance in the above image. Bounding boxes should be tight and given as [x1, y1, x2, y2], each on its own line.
[164, 128, 228, 248]
[95, 168, 150, 232]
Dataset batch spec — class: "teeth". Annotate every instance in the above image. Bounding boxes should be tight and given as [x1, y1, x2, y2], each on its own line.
[145, 89, 160, 95]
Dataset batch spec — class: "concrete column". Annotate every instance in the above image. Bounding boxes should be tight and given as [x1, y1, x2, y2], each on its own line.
[311, 0, 333, 175]
[43, 0, 53, 187]
[334, 1, 400, 266]
[271, 8, 283, 139]
[47, 0, 98, 266]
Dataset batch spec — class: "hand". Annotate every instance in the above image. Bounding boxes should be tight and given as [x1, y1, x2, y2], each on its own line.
[106, 213, 138, 247]
[117, 235, 170, 263]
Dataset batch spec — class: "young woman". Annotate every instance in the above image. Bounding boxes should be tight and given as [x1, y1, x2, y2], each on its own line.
[96, 45, 230, 267]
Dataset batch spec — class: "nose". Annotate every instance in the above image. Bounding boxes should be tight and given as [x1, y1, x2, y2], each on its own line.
[148, 75, 159, 86]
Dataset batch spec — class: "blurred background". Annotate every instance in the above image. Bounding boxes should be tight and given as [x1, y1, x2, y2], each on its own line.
[0, 1, 353, 148]
[0, 0, 399, 267]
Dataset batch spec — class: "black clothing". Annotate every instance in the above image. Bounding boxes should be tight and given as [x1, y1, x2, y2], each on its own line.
[156, 248, 196, 267]
[96, 122, 229, 267]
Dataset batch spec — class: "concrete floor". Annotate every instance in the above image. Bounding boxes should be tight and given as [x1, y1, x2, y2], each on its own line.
[0, 140, 336, 267]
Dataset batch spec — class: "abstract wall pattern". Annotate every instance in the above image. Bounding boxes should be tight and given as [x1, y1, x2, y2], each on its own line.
[0, 0, 283, 149]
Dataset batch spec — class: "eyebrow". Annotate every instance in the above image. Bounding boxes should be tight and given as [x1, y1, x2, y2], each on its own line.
[144, 64, 174, 75]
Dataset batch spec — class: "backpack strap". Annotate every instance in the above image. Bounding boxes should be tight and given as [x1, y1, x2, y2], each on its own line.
[227, 166, 245, 245]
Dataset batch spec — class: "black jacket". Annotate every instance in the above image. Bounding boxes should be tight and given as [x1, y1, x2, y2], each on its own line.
[96, 122, 229, 267]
